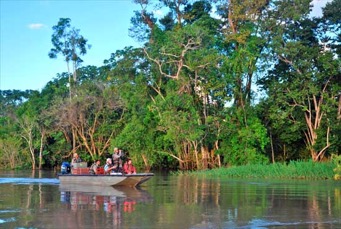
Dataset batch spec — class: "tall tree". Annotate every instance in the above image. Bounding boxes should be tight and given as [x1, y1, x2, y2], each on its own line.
[48, 18, 91, 99]
[48, 18, 90, 155]
[216, 0, 268, 108]
[130, 0, 235, 169]
[258, 0, 340, 161]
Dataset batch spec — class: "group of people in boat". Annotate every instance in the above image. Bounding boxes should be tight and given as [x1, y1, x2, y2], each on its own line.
[70, 147, 137, 175]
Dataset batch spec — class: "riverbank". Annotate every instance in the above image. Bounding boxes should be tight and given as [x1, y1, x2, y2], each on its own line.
[185, 160, 340, 180]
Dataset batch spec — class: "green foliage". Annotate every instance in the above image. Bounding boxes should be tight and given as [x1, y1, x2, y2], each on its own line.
[332, 154, 341, 180]
[191, 160, 336, 180]
[48, 18, 90, 66]
[217, 108, 269, 165]
[0, 136, 22, 169]
[257, 0, 341, 161]
[1, 0, 340, 171]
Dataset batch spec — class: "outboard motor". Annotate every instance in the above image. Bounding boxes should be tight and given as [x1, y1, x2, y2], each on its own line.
[61, 162, 71, 174]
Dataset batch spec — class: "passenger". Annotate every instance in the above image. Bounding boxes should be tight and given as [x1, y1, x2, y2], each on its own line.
[71, 153, 82, 168]
[123, 158, 137, 174]
[104, 158, 117, 174]
[89, 159, 101, 175]
[112, 147, 124, 171]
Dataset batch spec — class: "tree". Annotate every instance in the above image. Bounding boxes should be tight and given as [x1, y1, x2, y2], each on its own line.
[48, 18, 91, 155]
[216, 0, 269, 108]
[15, 90, 52, 170]
[1, 90, 45, 169]
[103, 46, 159, 169]
[48, 18, 91, 99]
[132, 0, 230, 169]
[47, 78, 124, 161]
[0, 91, 25, 169]
[258, 0, 340, 161]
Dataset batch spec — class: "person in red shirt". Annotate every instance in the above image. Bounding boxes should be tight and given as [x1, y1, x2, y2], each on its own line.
[123, 158, 136, 174]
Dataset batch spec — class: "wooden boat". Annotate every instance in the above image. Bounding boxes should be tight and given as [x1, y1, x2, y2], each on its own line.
[58, 173, 154, 187]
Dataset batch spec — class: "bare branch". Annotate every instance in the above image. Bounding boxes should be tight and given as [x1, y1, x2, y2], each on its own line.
[278, 54, 302, 74]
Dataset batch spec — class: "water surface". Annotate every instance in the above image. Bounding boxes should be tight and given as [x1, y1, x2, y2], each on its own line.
[0, 170, 340, 228]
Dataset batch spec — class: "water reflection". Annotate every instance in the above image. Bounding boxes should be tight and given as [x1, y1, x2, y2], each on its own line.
[59, 184, 152, 227]
[0, 170, 340, 228]
[169, 176, 341, 228]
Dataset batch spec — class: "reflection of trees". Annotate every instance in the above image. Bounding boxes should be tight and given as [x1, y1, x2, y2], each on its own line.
[1, 171, 60, 227]
[1, 174, 340, 228]
[24, 170, 35, 226]
[177, 175, 221, 206]
[309, 194, 322, 228]
[162, 177, 341, 228]
[260, 181, 341, 227]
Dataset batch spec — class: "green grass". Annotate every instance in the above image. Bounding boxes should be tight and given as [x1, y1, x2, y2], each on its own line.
[184, 160, 337, 180]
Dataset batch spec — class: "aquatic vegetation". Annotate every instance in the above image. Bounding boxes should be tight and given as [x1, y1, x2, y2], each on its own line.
[185, 160, 337, 180]
[331, 154, 341, 180]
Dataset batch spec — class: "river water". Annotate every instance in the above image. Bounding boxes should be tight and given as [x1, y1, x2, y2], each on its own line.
[0, 170, 340, 228]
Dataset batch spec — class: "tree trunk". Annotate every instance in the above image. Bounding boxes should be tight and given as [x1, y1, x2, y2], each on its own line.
[38, 129, 45, 170]
[28, 133, 36, 170]
[270, 131, 275, 163]
[19, 118, 36, 170]
[141, 154, 151, 172]
[304, 94, 330, 162]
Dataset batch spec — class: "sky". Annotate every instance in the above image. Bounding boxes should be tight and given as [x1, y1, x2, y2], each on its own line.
[0, 0, 143, 91]
[0, 0, 332, 91]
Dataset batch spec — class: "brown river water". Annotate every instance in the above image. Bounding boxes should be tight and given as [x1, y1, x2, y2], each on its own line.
[0, 170, 340, 229]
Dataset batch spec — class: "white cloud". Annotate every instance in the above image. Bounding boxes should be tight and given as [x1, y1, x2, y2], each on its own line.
[28, 23, 45, 30]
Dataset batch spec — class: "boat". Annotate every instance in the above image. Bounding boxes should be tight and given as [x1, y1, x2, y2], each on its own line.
[58, 162, 154, 187]
[58, 173, 154, 187]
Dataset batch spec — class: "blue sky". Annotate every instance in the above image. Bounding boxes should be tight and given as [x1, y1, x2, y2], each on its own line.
[0, 0, 331, 91]
[0, 0, 143, 91]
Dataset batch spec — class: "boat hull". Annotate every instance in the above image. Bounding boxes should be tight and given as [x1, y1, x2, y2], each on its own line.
[58, 173, 154, 187]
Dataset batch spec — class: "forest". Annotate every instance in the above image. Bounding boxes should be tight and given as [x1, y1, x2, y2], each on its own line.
[0, 0, 340, 171]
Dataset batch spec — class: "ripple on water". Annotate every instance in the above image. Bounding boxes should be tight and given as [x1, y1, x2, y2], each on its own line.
[0, 178, 59, 185]
[0, 217, 16, 224]
[245, 218, 340, 228]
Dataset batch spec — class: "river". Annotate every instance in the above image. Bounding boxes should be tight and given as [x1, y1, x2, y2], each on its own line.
[0, 170, 340, 228]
